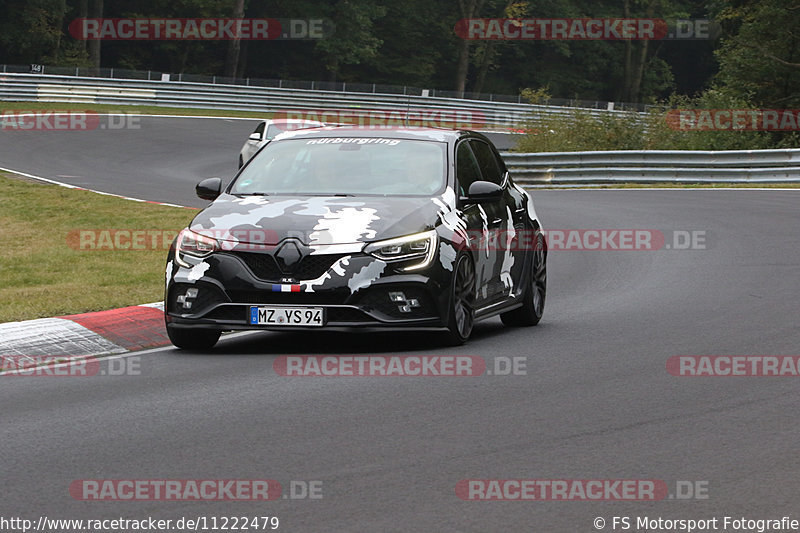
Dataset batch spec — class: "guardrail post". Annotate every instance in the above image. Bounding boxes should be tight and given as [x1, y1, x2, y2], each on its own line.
[75, 67, 79, 76]
[110, 68, 114, 78]
[212, 75, 216, 84]
[147, 70, 151, 80]
[342, 82, 346, 92]
[311, 81, 314, 90]
[246, 77, 250, 86]
[372, 83, 376, 93]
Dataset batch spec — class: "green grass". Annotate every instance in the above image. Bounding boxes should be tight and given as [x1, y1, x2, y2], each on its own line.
[0, 173, 197, 322]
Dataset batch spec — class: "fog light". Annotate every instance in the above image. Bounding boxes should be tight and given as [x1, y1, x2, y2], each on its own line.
[389, 292, 421, 313]
[176, 287, 199, 310]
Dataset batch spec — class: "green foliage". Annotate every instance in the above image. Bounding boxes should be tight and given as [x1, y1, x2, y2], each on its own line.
[712, 0, 800, 108]
[513, 89, 796, 152]
[0, 0, 798, 139]
[313, 0, 387, 80]
[0, 0, 67, 62]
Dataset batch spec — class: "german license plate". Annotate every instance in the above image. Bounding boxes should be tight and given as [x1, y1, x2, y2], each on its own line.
[249, 306, 325, 327]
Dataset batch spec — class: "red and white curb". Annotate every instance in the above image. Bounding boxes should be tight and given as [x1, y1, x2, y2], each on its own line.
[0, 302, 169, 357]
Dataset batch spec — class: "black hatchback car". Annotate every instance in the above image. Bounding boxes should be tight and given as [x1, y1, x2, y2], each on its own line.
[165, 127, 546, 349]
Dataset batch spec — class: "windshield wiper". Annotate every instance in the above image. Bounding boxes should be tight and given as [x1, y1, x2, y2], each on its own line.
[234, 192, 271, 196]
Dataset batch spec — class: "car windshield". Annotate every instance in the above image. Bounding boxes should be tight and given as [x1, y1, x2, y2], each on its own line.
[231, 137, 447, 196]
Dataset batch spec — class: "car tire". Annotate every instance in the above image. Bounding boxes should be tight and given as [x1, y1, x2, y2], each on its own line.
[501, 231, 546, 327]
[166, 324, 221, 350]
[443, 253, 476, 346]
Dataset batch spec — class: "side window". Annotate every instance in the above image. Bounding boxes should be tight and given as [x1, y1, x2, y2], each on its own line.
[253, 122, 266, 140]
[264, 124, 281, 140]
[456, 142, 483, 196]
[469, 140, 503, 185]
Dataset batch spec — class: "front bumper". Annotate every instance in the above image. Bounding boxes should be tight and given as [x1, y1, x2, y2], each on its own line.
[165, 248, 452, 331]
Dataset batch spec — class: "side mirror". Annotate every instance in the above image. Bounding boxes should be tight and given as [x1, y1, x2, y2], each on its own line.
[248, 132, 262, 141]
[465, 180, 503, 201]
[196, 177, 222, 201]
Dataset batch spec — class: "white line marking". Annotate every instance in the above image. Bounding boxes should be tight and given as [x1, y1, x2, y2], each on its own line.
[0, 166, 195, 208]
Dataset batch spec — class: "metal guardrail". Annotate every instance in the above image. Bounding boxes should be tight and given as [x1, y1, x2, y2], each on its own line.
[502, 149, 800, 184]
[2, 73, 793, 184]
[0, 73, 637, 130]
[3, 63, 652, 111]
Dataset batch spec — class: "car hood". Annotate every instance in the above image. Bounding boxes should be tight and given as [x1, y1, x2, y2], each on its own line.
[190, 192, 452, 251]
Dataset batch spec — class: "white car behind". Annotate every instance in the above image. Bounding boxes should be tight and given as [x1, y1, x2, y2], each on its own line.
[239, 118, 326, 167]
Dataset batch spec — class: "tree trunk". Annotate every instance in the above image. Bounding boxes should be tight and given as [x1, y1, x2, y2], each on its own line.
[52, 0, 66, 62]
[327, 57, 339, 82]
[472, 42, 495, 94]
[454, 0, 484, 94]
[88, 0, 103, 69]
[630, 39, 650, 102]
[619, 0, 632, 101]
[455, 38, 470, 94]
[628, 0, 658, 103]
[224, 0, 246, 78]
[237, 40, 248, 79]
[78, 0, 88, 55]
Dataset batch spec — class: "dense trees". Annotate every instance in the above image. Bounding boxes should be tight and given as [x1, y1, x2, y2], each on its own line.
[0, 0, 792, 108]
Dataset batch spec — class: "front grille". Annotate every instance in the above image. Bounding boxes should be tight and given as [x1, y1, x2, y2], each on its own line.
[353, 285, 438, 319]
[230, 252, 282, 280]
[227, 290, 347, 305]
[294, 254, 349, 279]
[228, 252, 349, 281]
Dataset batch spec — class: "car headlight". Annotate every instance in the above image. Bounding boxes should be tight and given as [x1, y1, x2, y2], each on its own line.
[364, 230, 438, 271]
[175, 228, 219, 267]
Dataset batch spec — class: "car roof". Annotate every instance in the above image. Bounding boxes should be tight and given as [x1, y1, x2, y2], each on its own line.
[265, 118, 326, 126]
[273, 126, 485, 143]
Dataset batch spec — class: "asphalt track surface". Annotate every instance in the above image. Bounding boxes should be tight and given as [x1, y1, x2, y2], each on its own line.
[2, 116, 800, 531]
[0, 115, 517, 207]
